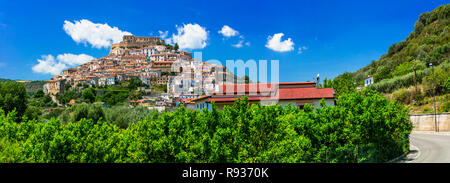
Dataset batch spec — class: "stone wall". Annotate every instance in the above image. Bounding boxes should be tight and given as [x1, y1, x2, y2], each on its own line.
[411, 113, 450, 132]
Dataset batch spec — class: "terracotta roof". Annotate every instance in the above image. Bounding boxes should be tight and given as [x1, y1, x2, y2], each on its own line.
[217, 83, 275, 94]
[153, 61, 175, 64]
[191, 82, 334, 103]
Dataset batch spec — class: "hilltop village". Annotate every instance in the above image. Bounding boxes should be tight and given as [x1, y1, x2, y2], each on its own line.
[44, 35, 336, 110]
[44, 35, 242, 109]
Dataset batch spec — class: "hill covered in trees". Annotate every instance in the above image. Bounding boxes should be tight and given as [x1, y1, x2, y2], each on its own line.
[326, 4, 450, 113]
[351, 4, 449, 85]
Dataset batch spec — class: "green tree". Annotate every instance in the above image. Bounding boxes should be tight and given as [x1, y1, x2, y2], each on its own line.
[23, 106, 42, 120]
[82, 88, 96, 103]
[174, 43, 179, 51]
[0, 81, 28, 118]
[65, 83, 72, 91]
[444, 77, 450, 92]
[72, 104, 105, 123]
[128, 77, 148, 90]
[33, 89, 45, 98]
[331, 73, 356, 96]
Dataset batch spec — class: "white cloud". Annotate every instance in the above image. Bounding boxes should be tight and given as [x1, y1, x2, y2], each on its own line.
[32, 54, 95, 75]
[232, 40, 250, 48]
[265, 33, 294, 52]
[57, 53, 95, 66]
[232, 40, 244, 48]
[297, 46, 308, 54]
[63, 19, 132, 49]
[218, 25, 239, 37]
[167, 23, 208, 50]
[32, 55, 67, 75]
[158, 30, 169, 39]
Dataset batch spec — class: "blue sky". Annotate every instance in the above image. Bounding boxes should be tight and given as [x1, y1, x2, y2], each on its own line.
[0, 0, 447, 82]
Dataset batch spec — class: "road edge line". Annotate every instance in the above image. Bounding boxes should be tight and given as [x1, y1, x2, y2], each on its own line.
[386, 151, 409, 163]
[386, 142, 421, 163]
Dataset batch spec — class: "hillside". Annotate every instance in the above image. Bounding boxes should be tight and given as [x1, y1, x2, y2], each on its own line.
[22, 80, 47, 95]
[334, 4, 450, 113]
[349, 4, 449, 86]
[0, 79, 47, 95]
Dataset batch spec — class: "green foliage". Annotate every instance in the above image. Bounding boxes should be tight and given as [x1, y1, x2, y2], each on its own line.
[22, 80, 47, 95]
[65, 83, 72, 91]
[72, 104, 105, 123]
[320, 77, 333, 88]
[59, 104, 105, 123]
[392, 88, 412, 104]
[393, 60, 425, 77]
[330, 73, 356, 96]
[422, 106, 433, 113]
[33, 89, 45, 98]
[440, 100, 450, 113]
[152, 84, 167, 93]
[82, 88, 96, 103]
[0, 90, 411, 163]
[342, 4, 450, 90]
[101, 91, 128, 106]
[104, 106, 154, 128]
[445, 77, 450, 92]
[128, 77, 148, 90]
[367, 61, 450, 93]
[128, 90, 143, 101]
[56, 90, 80, 105]
[422, 65, 450, 95]
[23, 106, 42, 120]
[0, 81, 28, 119]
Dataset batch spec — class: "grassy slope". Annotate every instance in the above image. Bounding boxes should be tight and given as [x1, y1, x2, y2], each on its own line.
[337, 4, 450, 114]
[348, 4, 449, 85]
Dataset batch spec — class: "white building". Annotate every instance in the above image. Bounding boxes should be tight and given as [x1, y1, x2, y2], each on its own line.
[364, 75, 374, 87]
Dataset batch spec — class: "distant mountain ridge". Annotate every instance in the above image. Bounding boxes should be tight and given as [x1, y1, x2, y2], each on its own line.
[0, 79, 48, 94]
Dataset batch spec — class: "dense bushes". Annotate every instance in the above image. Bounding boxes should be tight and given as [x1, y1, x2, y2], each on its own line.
[104, 106, 155, 128]
[59, 104, 105, 124]
[367, 61, 450, 94]
[0, 90, 412, 163]
[0, 81, 28, 120]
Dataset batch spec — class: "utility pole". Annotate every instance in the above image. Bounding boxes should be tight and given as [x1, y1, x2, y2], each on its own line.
[430, 63, 438, 132]
[414, 63, 417, 93]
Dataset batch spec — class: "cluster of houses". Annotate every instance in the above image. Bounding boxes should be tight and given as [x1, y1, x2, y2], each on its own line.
[44, 35, 337, 110]
[43, 35, 246, 108]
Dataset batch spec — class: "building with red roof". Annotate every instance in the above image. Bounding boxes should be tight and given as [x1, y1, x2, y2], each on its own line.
[190, 81, 334, 110]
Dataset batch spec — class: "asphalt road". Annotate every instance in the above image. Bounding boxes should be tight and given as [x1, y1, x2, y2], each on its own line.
[400, 132, 450, 163]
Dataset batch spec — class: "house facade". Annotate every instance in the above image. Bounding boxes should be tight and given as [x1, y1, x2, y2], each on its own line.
[190, 82, 335, 110]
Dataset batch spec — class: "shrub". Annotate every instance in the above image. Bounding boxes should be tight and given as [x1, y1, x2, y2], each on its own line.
[422, 106, 433, 113]
[61, 104, 105, 123]
[367, 61, 450, 93]
[0, 90, 412, 163]
[23, 106, 42, 120]
[440, 101, 450, 113]
[104, 106, 154, 128]
[0, 81, 28, 118]
[392, 88, 412, 104]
